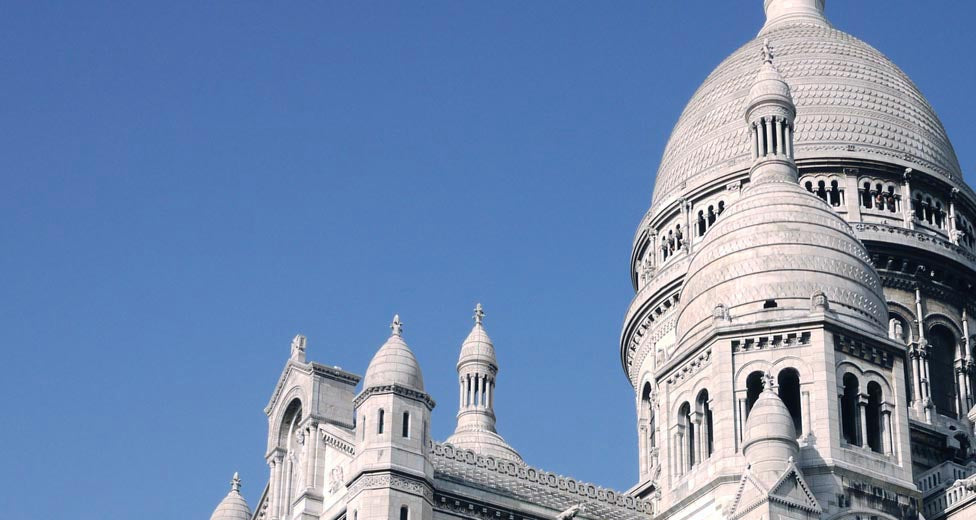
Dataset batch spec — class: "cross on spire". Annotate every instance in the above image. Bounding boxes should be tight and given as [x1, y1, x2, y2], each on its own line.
[231, 472, 241, 493]
[390, 314, 403, 336]
[761, 37, 774, 64]
[474, 303, 485, 325]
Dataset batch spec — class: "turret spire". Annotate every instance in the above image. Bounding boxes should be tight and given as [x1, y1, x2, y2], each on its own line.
[446, 304, 522, 462]
[744, 37, 798, 185]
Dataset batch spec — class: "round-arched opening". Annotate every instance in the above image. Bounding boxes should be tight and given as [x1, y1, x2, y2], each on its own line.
[777, 369, 802, 436]
[277, 398, 303, 448]
[841, 373, 860, 446]
[746, 371, 765, 417]
[928, 325, 958, 418]
[866, 381, 883, 453]
[697, 390, 713, 458]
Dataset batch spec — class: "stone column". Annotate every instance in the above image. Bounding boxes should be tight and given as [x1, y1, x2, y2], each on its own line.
[950, 188, 960, 244]
[638, 421, 648, 475]
[691, 411, 703, 466]
[775, 117, 783, 155]
[268, 456, 281, 520]
[802, 390, 812, 441]
[858, 394, 869, 448]
[910, 346, 923, 409]
[459, 377, 465, 408]
[786, 123, 794, 158]
[751, 123, 759, 161]
[765, 117, 774, 157]
[903, 169, 914, 229]
[881, 403, 894, 457]
[844, 168, 862, 220]
[957, 364, 968, 418]
[736, 397, 747, 448]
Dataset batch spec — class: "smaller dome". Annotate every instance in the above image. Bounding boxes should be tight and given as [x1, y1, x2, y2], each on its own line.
[459, 305, 497, 368]
[743, 388, 798, 478]
[209, 473, 251, 520]
[746, 60, 793, 118]
[362, 315, 425, 391]
[446, 429, 523, 463]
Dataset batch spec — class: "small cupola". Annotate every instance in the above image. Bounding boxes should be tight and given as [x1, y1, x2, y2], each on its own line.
[209, 473, 252, 520]
[362, 315, 425, 392]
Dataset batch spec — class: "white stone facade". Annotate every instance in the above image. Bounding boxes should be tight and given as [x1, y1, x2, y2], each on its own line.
[210, 2, 976, 519]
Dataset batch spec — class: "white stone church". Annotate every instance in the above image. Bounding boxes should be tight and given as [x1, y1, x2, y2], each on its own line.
[209, 2, 976, 519]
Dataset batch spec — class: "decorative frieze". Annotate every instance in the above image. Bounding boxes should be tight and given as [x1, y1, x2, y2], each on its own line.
[834, 333, 895, 369]
[732, 332, 811, 353]
[321, 430, 355, 456]
[346, 471, 434, 503]
[352, 384, 435, 409]
[664, 349, 712, 387]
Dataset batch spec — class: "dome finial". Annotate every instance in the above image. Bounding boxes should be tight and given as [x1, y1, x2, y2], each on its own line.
[231, 472, 241, 493]
[390, 314, 403, 336]
[473, 303, 485, 325]
[762, 370, 777, 392]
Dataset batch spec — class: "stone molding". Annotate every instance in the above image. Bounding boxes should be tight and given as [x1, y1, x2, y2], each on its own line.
[664, 348, 711, 387]
[834, 333, 895, 369]
[429, 442, 652, 519]
[353, 383, 435, 409]
[346, 471, 434, 504]
[320, 430, 355, 456]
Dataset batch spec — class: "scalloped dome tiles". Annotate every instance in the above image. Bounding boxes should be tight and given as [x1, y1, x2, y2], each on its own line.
[650, 23, 962, 210]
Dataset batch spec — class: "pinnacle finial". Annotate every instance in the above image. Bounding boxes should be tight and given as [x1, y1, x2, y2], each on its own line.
[231, 472, 242, 493]
[390, 314, 403, 336]
[474, 303, 485, 325]
[762, 370, 777, 392]
[761, 38, 774, 64]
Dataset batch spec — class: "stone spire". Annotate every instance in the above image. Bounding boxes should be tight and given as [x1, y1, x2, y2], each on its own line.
[761, 0, 829, 32]
[446, 304, 523, 462]
[209, 472, 252, 520]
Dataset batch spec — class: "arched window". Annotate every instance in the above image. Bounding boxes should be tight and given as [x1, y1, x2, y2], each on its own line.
[400, 506, 409, 520]
[816, 181, 828, 203]
[929, 325, 959, 418]
[778, 369, 802, 436]
[829, 180, 842, 207]
[862, 182, 873, 208]
[707, 205, 717, 226]
[678, 402, 694, 472]
[697, 211, 706, 236]
[402, 411, 411, 438]
[746, 371, 765, 417]
[377, 409, 385, 434]
[697, 390, 713, 459]
[841, 374, 860, 446]
[866, 382, 883, 453]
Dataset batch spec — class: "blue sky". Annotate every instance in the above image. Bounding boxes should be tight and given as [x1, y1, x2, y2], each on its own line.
[1, 2, 973, 518]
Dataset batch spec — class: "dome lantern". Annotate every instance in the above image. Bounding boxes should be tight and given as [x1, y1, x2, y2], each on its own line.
[746, 38, 798, 185]
[762, 0, 829, 32]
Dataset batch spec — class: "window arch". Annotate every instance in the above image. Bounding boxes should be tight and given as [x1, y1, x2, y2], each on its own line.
[841, 373, 860, 446]
[678, 402, 694, 472]
[399, 506, 409, 520]
[278, 398, 303, 448]
[402, 411, 411, 438]
[697, 390, 713, 459]
[929, 325, 959, 418]
[778, 368, 802, 436]
[866, 381, 883, 453]
[377, 408, 385, 434]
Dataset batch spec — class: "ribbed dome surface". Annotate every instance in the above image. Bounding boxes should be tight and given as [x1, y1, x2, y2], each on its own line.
[445, 429, 523, 463]
[363, 333, 425, 391]
[676, 180, 887, 349]
[650, 21, 962, 209]
[209, 475, 251, 520]
[458, 323, 497, 368]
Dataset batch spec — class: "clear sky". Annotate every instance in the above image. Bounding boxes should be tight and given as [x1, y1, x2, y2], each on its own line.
[1, 2, 974, 519]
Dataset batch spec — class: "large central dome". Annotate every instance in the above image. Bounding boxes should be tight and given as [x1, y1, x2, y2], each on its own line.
[649, 4, 962, 209]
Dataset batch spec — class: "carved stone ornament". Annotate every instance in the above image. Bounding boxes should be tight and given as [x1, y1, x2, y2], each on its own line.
[556, 503, 586, 520]
[810, 290, 829, 312]
[328, 466, 343, 494]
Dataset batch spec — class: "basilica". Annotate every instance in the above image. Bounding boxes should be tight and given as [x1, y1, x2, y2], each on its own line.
[209, 1, 976, 519]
